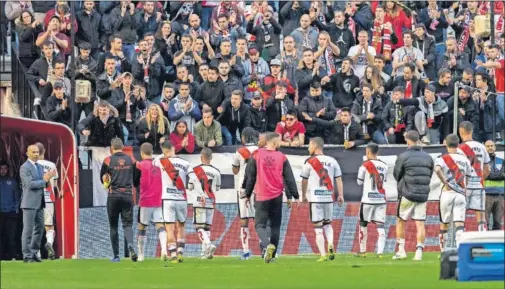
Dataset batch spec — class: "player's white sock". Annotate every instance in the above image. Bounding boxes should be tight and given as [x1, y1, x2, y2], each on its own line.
[157, 227, 167, 256]
[207, 231, 211, 240]
[323, 224, 334, 247]
[137, 229, 147, 256]
[240, 227, 250, 253]
[439, 229, 448, 252]
[168, 243, 177, 258]
[478, 221, 488, 232]
[455, 226, 464, 248]
[416, 243, 424, 252]
[198, 228, 210, 245]
[359, 226, 368, 253]
[315, 228, 326, 257]
[46, 230, 55, 245]
[397, 238, 405, 253]
[177, 239, 185, 255]
[377, 227, 385, 255]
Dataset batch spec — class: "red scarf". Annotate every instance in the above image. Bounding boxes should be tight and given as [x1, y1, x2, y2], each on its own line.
[459, 143, 484, 186]
[362, 160, 385, 194]
[405, 81, 412, 99]
[457, 10, 472, 53]
[307, 156, 334, 200]
[442, 154, 466, 189]
[496, 14, 504, 40]
[159, 158, 187, 197]
[193, 166, 215, 203]
[372, 20, 392, 60]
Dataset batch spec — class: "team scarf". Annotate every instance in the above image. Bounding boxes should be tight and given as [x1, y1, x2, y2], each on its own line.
[372, 20, 392, 60]
[441, 154, 466, 192]
[457, 9, 472, 53]
[307, 156, 334, 198]
[394, 103, 405, 132]
[428, 6, 439, 30]
[362, 160, 385, 194]
[193, 165, 215, 203]
[459, 143, 484, 186]
[159, 157, 187, 197]
[426, 101, 435, 128]
[246, 61, 259, 92]
[405, 80, 413, 99]
[496, 14, 504, 41]
[348, 6, 357, 38]
[320, 47, 337, 75]
[361, 99, 372, 134]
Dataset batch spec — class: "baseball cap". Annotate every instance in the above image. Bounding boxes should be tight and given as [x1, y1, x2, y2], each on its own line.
[53, 81, 64, 89]
[425, 85, 436, 93]
[252, 91, 262, 99]
[248, 48, 259, 55]
[270, 59, 282, 66]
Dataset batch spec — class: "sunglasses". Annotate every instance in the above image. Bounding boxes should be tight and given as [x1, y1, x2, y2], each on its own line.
[54, 87, 63, 90]
[285, 117, 295, 121]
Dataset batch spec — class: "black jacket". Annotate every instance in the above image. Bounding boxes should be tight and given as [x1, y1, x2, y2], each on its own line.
[298, 94, 337, 138]
[393, 146, 434, 203]
[136, 117, 170, 153]
[295, 67, 323, 101]
[97, 52, 132, 75]
[77, 114, 124, 147]
[131, 53, 165, 100]
[26, 56, 52, 86]
[351, 95, 383, 135]
[246, 18, 282, 60]
[265, 96, 295, 132]
[76, 10, 102, 49]
[414, 35, 436, 81]
[109, 87, 146, 123]
[381, 101, 416, 132]
[46, 95, 72, 127]
[111, 6, 139, 44]
[248, 106, 267, 133]
[221, 75, 243, 99]
[219, 101, 251, 143]
[194, 81, 227, 116]
[323, 71, 360, 109]
[16, 22, 43, 59]
[68, 56, 98, 102]
[386, 76, 425, 100]
[313, 21, 355, 62]
[446, 96, 479, 132]
[311, 118, 366, 146]
[100, 152, 135, 195]
[210, 54, 245, 78]
[96, 71, 119, 102]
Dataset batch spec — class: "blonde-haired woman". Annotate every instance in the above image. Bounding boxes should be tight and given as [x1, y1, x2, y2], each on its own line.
[137, 104, 170, 153]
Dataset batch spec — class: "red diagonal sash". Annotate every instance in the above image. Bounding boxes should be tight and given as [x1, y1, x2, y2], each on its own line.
[47, 183, 56, 202]
[459, 144, 484, 185]
[193, 166, 215, 202]
[237, 147, 252, 161]
[362, 160, 385, 194]
[307, 157, 334, 199]
[442, 154, 466, 189]
[159, 158, 186, 193]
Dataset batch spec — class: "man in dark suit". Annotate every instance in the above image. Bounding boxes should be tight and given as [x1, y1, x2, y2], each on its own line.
[19, 145, 56, 263]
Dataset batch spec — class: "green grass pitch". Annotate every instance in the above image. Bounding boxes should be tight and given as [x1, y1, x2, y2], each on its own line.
[1, 253, 502, 289]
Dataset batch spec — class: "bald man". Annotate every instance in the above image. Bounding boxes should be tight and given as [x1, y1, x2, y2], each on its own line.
[484, 141, 504, 230]
[19, 145, 56, 263]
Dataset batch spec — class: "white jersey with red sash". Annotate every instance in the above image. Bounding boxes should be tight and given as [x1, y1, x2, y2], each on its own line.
[300, 155, 342, 203]
[457, 141, 490, 190]
[154, 156, 195, 201]
[38, 159, 58, 203]
[192, 164, 221, 209]
[232, 145, 258, 192]
[357, 159, 388, 204]
[435, 153, 472, 195]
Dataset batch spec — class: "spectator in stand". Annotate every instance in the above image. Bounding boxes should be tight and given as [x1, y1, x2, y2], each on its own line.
[197, 63, 209, 84]
[75, 1, 102, 60]
[484, 140, 504, 231]
[217, 90, 251, 145]
[97, 56, 123, 102]
[174, 35, 200, 80]
[234, 37, 249, 63]
[194, 66, 226, 117]
[346, 1, 374, 38]
[247, 6, 281, 62]
[155, 21, 179, 83]
[168, 82, 201, 133]
[261, 59, 295, 100]
[369, 5, 397, 72]
[361, 65, 388, 105]
[382, 86, 416, 144]
[296, 48, 324, 101]
[384, 1, 411, 50]
[77, 100, 124, 147]
[0, 160, 21, 261]
[386, 63, 425, 100]
[458, 67, 475, 88]
[159, 83, 176, 114]
[414, 24, 437, 81]
[449, 2, 480, 61]
[111, 0, 138, 63]
[348, 30, 376, 79]
[35, 15, 69, 58]
[266, 81, 295, 132]
[351, 83, 386, 144]
[474, 72, 500, 142]
[169, 1, 201, 35]
[290, 14, 318, 57]
[43, 1, 77, 37]
[298, 81, 336, 142]
[137, 104, 170, 153]
[184, 14, 205, 37]
[279, 1, 308, 37]
[416, 0, 449, 69]
[98, 1, 117, 51]
[170, 120, 196, 154]
[275, 109, 305, 147]
[209, 40, 245, 78]
[136, 1, 166, 39]
[242, 48, 270, 103]
[275, 36, 300, 103]
[40, 59, 69, 109]
[477, 44, 505, 125]
[247, 91, 267, 133]
[194, 107, 223, 148]
[46, 80, 72, 127]
[132, 38, 164, 103]
[313, 31, 341, 99]
[26, 41, 56, 97]
[210, 13, 246, 54]
[374, 55, 391, 83]
[192, 34, 215, 67]
[431, 68, 453, 101]
[109, 73, 147, 145]
[31, 1, 55, 23]
[97, 34, 131, 75]
[446, 86, 479, 133]
[201, 1, 218, 30]
[16, 10, 43, 68]
[211, 1, 244, 33]
[70, 42, 98, 118]
[5, 1, 34, 23]
[321, 57, 360, 110]
[217, 60, 242, 99]
[173, 65, 199, 96]
[392, 30, 425, 78]
[441, 37, 469, 81]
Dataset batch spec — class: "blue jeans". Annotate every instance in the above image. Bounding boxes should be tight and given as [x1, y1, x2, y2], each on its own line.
[122, 44, 136, 64]
[496, 94, 504, 123]
[435, 43, 446, 71]
[122, 124, 130, 145]
[372, 130, 388, 144]
[221, 126, 233, 146]
[201, 7, 214, 30]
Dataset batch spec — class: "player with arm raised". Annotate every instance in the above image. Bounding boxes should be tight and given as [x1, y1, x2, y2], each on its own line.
[435, 134, 472, 253]
[133, 143, 166, 262]
[232, 127, 259, 260]
[35, 143, 59, 260]
[300, 137, 344, 262]
[457, 121, 491, 231]
[191, 148, 221, 259]
[355, 143, 388, 258]
[154, 140, 196, 263]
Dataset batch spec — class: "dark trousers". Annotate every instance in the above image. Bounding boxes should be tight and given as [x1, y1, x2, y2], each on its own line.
[485, 194, 504, 230]
[254, 194, 283, 257]
[0, 212, 18, 260]
[107, 194, 134, 258]
[21, 209, 44, 260]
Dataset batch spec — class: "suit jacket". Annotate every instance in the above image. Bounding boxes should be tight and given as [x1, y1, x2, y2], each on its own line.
[19, 160, 46, 210]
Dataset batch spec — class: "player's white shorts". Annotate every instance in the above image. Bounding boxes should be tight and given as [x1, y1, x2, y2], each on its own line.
[359, 203, 386, 224]
[193, 207, 214, 226]
[163, 200, 188, 223]
[397, 197, 427, 221]
[138, 207, 164, 225]
[439, 191, 466, 224]
[310, 202, 333, 223]
[44, 202, 54, 226]
[466, 188, 486, 211]
[238, 193, 255, 219]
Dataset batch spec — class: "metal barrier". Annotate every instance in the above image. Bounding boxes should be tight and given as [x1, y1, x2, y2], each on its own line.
[10, 46, 41, 119]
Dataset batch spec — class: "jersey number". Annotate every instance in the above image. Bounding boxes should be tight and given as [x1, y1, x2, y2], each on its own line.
[370, 173, 385, 191]
[319, 168, 330, 187]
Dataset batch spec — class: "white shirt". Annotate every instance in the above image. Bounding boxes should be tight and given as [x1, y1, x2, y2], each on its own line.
[457, 141, 491, 189]
[435, 153, 472, 194]
[38, 159, 58, 203]
[153, 156, 195, 201]
[357, 159, 388, 204]
[348, 45, 376, 79]
[300, 155, 342, 203]
[232, 145, 258, 192]
[190, 164, 221, 208]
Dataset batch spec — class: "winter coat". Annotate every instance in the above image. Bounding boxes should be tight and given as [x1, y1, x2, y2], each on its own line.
[246, 18, 282, 60]
[386, 76, 426, 100]
[381, 101, 416, 132]
[351, 95, 384, 135]
[295, 67, 324, 101]
[477, 96, 503, 133]
[136, 117, 170, 153]
[445, 96, 479, 131]
[393, 146, 434, 203]
[265, 96, 295, 132]
[351, 3, 373, 37]
[219, 101, 251, 138]
[46, 94, 72, 127]
[96, 71, 120, 102]
[194, 81, 227, 116]
[242, 58, 271, 101]
[76, 10, 102, 49]
[77, 106, 124, 147]
[193, 120, 223, 148]
[414, 35, 436, 81]
[290, 27, 319, 57]
[441, 52, 470, 81]
[167, 95, 202, 133]
[248, 106, 268, 133]
[310, 118, 366, 146]
[298, 94, 337, 138]
[111, 6, 140, 44]
[108, 87, 147, 123]
[416, 7, 449, 43]
[131, 53, 165, 101]
[16, 19, 43, 59]
[312, 21, 355, 63]
[279, 2, 308, 37]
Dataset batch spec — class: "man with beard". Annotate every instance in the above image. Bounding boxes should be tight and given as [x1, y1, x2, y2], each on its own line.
[290, 14, 318, 57]
[174, 35, 199, 80]
[351, 83, 385, 144]
[159, 83, 176, 114]
[414, 24, 436, 81]
[369, 5, 397, 68]
[217, 60, 242, 99]
[247, 6, 281, 62]
[36, 16, 70, 58]
[458, 68, 475, 88]
[132, 38, 164, 103]
[46, 81, 72, 127]
[441, 37, 470, 81]
[386, 63, 425, 100]
[446, 86, 479, 132]
[382, 87, 416, 144]
[484, 140, 505, 231]
[247, 92, 268, 133]
[168, 82, 201, 134]
[280, 1, 309, 37]
[70, 42, 98, 118]
[184, 14, 205, 38]
[242, 48, 270, 103]
[296, 49, 325, 101]
[321, 57, 360, 110]
[174, 65, 199, 97]
[217, 90, 251, 145]
[266, 81, 295, 132]
[416, 0, 449, 69]
[76, 1, 102, 60]
[210, 13, 246, 54]
[77, 100, 124, 147]
[170, 1, 201, 35]
[276, 36, 301, 103]
[392, 31, 425, 78]
[97, 34, 131, 74]
[298, 81, 337, 142]
[261, 59, 295, 99]
[195, 67, 226, 118]
[97, 56, 124, 102]
[137, 1, 165, 39]
[111, 1, 138, 63]
[473, 72, 500, 143]
[431, 68, 453, 101]
[210, 40, 245, 78]
[476, 44, 505, 125]
[348, 30, 376, 79]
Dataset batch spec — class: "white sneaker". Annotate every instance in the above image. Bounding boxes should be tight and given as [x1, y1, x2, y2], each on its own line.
[207, 244, 217, 259]
[392, 252, 407, 260]
[413, 250, 423, 261]
[421, 136, 430, 144]
[138, 254, 145, 262]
